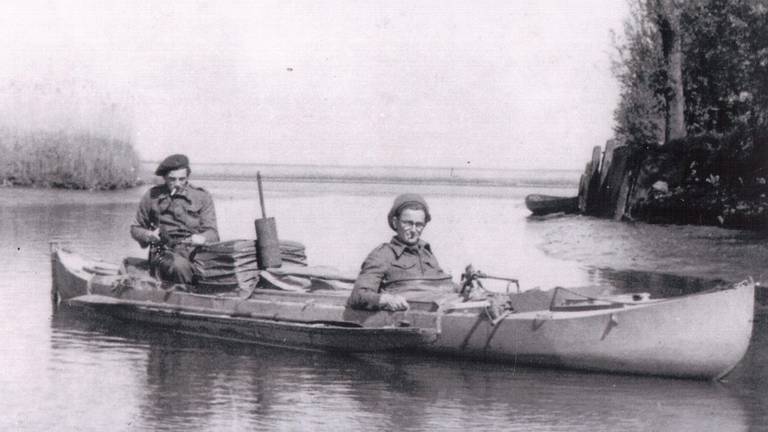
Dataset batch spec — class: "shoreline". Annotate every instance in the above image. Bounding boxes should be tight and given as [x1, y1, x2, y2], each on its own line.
[571, 137, 767, 231]
[138, 161, 582, 190]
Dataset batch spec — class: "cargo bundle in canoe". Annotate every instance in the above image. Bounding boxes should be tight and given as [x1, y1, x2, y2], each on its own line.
[51, 247, 755, 380]
[191, 239, 308, 292]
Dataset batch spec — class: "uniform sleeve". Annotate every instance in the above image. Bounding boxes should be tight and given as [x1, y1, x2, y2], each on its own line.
[198, 192, 219, 243]
[347, 245, 392, 310]
[130, 190, 155, 248]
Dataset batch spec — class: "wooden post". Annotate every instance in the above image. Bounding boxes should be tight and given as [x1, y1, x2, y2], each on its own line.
[585, 145, 602, 215]
[600, 146, 630, 219]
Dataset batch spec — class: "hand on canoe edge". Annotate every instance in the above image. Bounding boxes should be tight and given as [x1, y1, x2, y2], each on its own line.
[379, 293, 409, 311]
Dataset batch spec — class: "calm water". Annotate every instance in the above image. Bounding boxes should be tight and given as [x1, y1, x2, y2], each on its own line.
[1, 175, 767, 431]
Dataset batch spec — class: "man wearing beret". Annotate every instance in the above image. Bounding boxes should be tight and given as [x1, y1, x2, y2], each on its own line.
[348, 193, 454, 311]
[130, 154, 219, 284]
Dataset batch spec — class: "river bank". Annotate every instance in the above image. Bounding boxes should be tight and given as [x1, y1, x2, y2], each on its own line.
[629, 132, 767, 230]
[574, 130, 767, 231]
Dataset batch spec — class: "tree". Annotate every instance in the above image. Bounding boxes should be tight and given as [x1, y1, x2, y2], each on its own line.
[654, 0, 686, 142]
[611, 0, 666, 150]
[613, 0, 768, 143]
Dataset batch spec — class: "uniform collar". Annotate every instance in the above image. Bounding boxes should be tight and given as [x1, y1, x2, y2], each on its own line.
[389, 236, 430, 257]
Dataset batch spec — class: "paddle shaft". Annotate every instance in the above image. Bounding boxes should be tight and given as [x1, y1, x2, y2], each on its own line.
[257, 171, 267, 218]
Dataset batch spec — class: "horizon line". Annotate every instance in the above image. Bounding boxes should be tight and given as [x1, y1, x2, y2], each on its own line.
[139, 160, 582, 172]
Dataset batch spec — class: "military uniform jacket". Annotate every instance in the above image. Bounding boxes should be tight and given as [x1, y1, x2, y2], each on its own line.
[130, 183, 219, 248]
[348, 236, 452, 310]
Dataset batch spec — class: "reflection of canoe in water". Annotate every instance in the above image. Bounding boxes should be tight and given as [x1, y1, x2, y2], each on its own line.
[525, 194, 579, 215]
[51, 247, 755, 380]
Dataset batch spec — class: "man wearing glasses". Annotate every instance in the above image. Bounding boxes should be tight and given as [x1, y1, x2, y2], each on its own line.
[130, 154, 219, 284]
[348, 193, 453, 311]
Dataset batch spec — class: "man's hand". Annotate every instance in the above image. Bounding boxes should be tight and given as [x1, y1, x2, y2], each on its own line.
[379, 293, 409, 311]
[187, 234, 207, 245]
[146, 228, 162, 244]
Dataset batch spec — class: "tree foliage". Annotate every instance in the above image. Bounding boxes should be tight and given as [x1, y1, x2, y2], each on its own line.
[612, 1, 665, 149]
[613, 0, 768, 143]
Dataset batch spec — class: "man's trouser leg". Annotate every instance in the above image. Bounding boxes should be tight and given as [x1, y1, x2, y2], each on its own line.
[152, 249, 195, 284]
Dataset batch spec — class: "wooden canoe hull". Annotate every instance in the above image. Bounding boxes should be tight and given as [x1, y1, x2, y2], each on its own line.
[51, 248, 755, 380]
[525, 194, 579, 215]
[68, 294, 436, 352]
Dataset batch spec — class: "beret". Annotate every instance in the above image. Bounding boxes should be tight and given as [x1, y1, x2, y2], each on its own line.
[155, 154, 190, 176]
[387, 193, 431, 230]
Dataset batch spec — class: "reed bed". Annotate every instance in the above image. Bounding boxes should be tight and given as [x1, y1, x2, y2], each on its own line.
[0, 129, 141, 190]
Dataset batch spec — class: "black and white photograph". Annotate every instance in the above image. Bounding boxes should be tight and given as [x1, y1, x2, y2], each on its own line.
[1, 1, 766, 430]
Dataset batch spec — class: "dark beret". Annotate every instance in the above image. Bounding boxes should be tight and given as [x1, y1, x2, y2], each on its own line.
[387, 193, 431, 230]
[155, 154, 190, 176]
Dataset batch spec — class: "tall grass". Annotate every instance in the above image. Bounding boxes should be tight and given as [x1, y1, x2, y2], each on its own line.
[0, 129, 141, 190]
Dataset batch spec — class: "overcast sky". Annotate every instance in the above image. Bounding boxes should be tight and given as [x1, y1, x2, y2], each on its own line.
[0, 0, 628, 170]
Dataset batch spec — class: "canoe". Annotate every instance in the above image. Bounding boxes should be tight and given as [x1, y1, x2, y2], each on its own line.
[51, 247, 755, 380]
[525, 194, 579, 215]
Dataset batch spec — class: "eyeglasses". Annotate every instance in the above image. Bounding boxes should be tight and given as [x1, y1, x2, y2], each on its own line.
[397, 219, 426, 230]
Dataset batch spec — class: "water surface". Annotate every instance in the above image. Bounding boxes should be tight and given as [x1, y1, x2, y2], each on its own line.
[1, 175, 766, 431]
